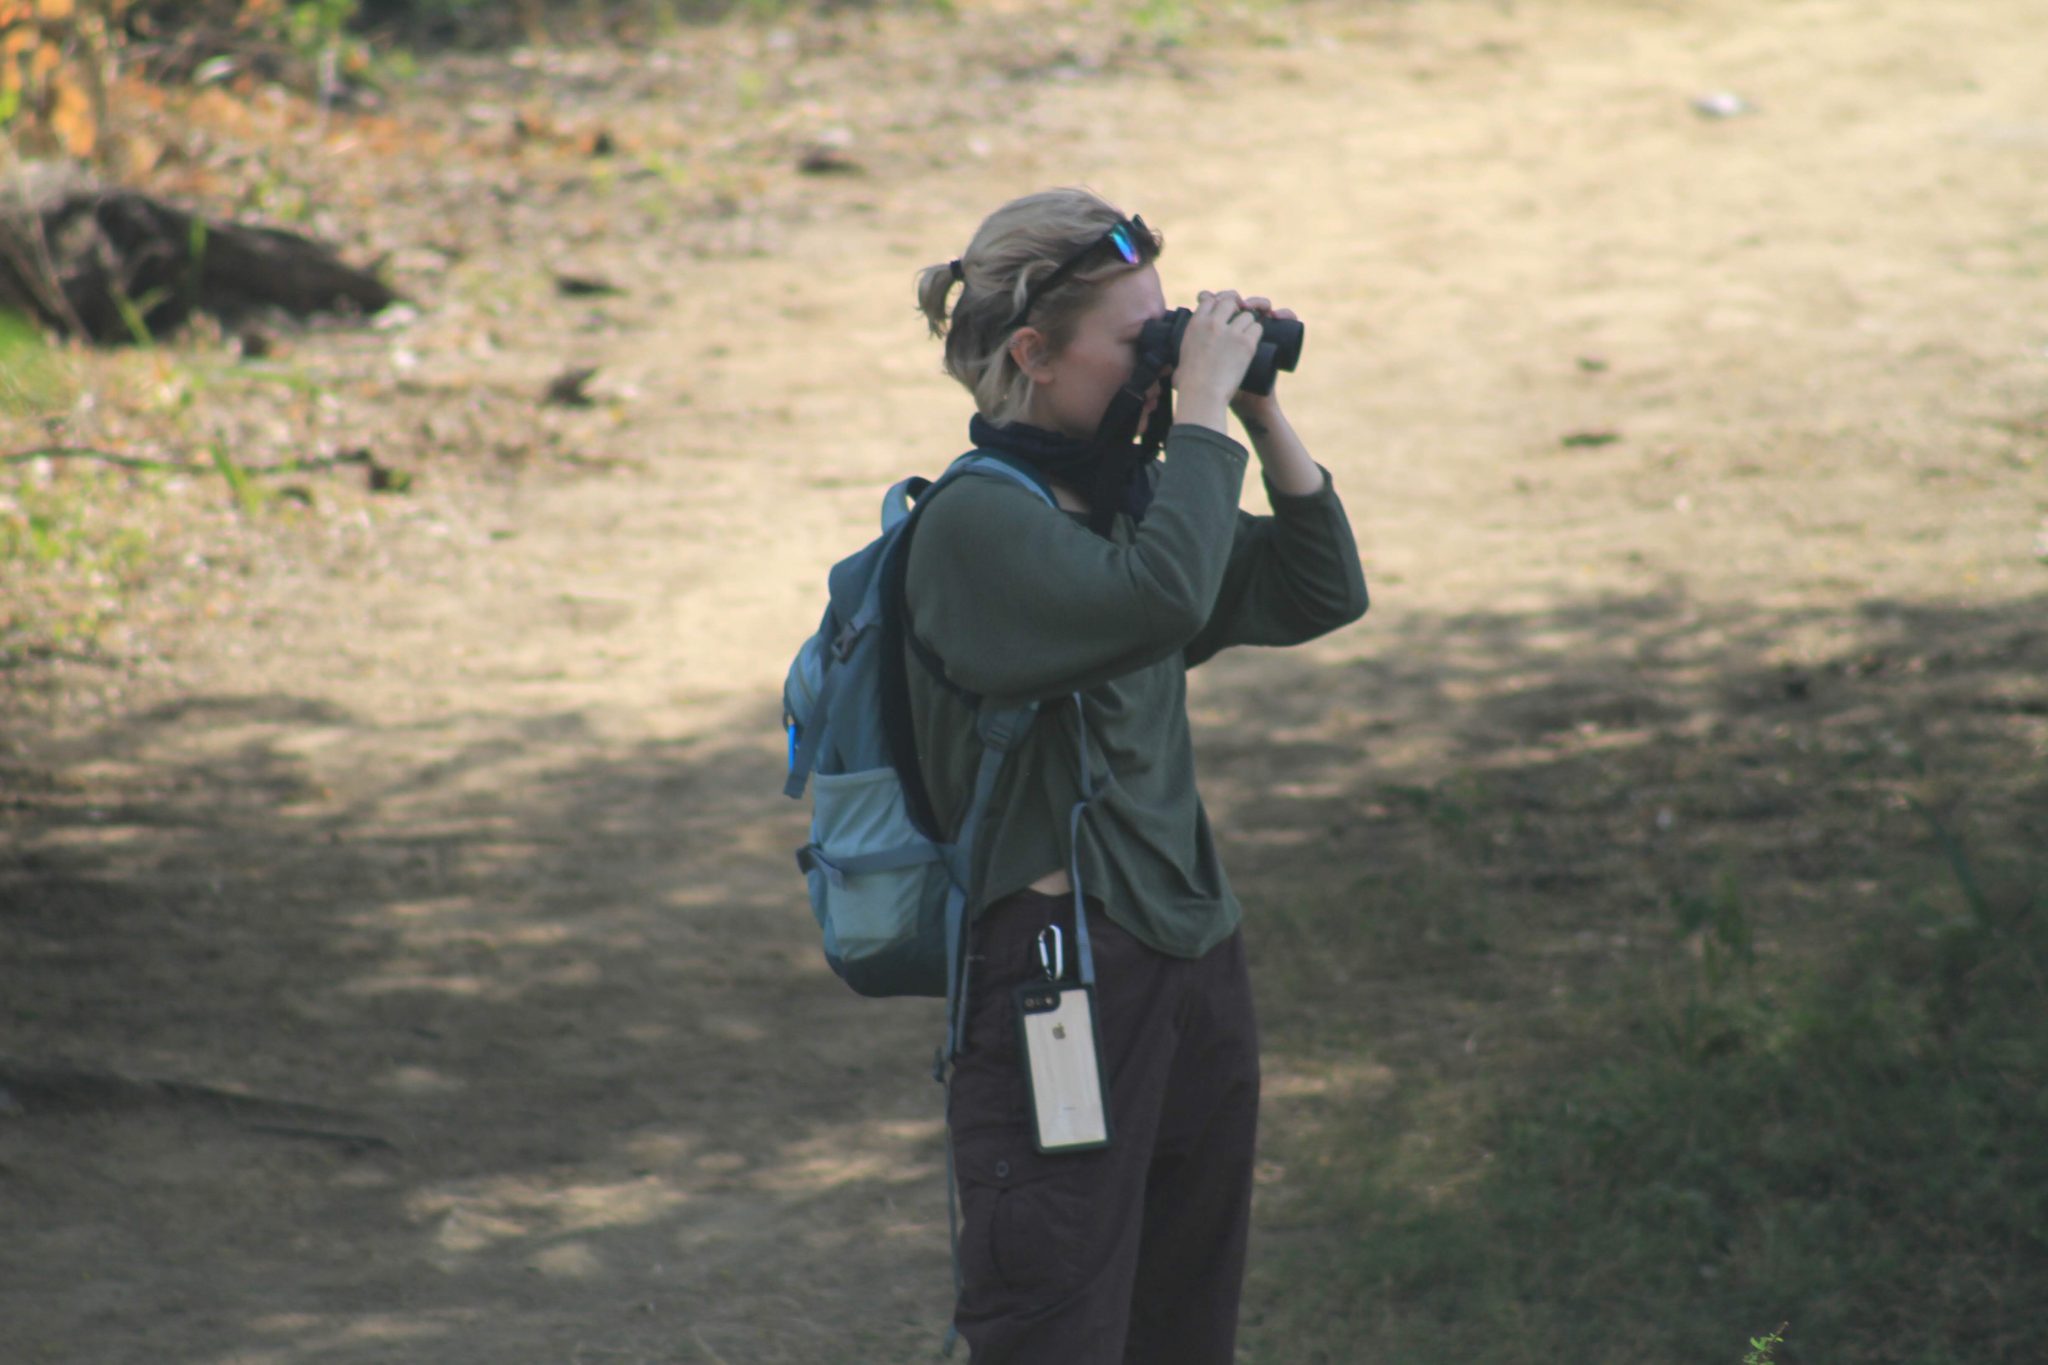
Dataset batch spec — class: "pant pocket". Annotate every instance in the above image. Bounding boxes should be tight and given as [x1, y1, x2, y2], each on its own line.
[954, 1132, 1101, 1296]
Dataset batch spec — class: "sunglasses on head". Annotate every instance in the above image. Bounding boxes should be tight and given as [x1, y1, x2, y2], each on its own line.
[1006, 214, 1154, 332]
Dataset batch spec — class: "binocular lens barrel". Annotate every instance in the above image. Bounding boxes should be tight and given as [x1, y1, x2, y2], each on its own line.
[1143, 308, 1306, 398]
[1263, 316, 1305, 374]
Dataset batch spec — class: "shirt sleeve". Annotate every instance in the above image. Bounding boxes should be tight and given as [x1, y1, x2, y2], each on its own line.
[907, 424, 1250, 704]
[1181, 464, 1370, 669]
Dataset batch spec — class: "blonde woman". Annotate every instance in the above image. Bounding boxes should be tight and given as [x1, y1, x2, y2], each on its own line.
[907, 187, 1369, 1363]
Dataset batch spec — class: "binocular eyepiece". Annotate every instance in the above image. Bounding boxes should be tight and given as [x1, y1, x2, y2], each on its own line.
[1137, 308, 1305, 397]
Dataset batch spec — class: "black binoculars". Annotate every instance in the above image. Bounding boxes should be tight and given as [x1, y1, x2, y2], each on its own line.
[1137, 308, 1305, 397]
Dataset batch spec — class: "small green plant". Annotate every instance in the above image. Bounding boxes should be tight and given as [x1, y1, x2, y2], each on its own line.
[1744, 1323, 1787, 1365]
[0, 468, 151, 579]
[107, 278, 167, 348]
[1132, 0, 1193, 42]
[184, 216, 210, 312]
[1672, 864, 1755, 988]
[636, 148, 693, 190]
[248, 164, 315, 225]
[286, 0, 363, 58]
[209, 442, 267, 515]
[0, 311, 73, 416]
[734, 66, 767, 111]
[1, 497, 70, 566]
[1908, 795, 1993, 923]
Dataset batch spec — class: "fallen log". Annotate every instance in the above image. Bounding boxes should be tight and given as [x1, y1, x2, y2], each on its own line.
[0, 171, 399, 343]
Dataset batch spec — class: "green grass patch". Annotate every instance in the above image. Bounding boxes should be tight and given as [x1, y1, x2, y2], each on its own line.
[0, 463, 159, 665]
[0, 471, 152, 578]
[1248, 813, 2047, 1365]
[0, 311, 75, 418]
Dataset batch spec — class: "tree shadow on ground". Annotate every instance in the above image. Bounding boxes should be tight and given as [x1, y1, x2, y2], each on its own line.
[1, 687, 949, 1363]
[1202, 588, 2044, 1024]
[1, 587, 2043, 1364]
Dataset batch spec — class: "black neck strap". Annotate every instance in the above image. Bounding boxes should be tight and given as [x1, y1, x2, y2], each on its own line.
[1082, 333, 1176, 536]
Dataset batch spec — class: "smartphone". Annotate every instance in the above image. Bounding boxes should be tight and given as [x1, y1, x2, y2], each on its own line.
[1015, 982, 1111, 1154]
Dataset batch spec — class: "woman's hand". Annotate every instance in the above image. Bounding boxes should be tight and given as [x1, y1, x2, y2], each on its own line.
[1227, 296, 1297, 428]
[1170, 289, 1264, 435]
[1206, 294, 1321, 496]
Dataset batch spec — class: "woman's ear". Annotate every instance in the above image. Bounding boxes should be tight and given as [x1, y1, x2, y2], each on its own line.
[1009, 327, 1056, 385]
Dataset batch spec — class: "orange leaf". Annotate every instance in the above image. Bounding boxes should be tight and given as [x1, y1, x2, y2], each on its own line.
[34, 0, 73, 21]
[48, 68, 93, 157]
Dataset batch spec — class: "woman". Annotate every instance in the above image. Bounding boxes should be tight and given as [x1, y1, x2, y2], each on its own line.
[906, 187, 1370, 1363]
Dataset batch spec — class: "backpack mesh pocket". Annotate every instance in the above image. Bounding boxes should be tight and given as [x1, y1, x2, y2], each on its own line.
[803, 765, 952, 998]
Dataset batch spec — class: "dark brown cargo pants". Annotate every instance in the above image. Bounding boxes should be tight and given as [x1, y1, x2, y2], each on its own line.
[948, 888, 1261, 1364]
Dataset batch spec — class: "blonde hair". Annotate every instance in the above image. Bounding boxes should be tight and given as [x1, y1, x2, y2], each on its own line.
[915, 187, 1162, 427]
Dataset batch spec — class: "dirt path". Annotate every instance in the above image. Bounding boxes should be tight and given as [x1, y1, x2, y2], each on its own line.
[4, 1, 2045, 1361]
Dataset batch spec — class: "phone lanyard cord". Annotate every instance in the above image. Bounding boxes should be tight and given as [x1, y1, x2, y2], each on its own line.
[1066, 693, 1099, 988]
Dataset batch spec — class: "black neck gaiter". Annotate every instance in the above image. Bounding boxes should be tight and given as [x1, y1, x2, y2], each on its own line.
[967, 413, 1159, 527]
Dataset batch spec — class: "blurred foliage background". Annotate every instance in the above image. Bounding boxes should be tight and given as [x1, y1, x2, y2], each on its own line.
[1, 0, 907, 160]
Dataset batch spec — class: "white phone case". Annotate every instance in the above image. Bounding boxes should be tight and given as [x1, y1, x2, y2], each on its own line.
[1015, 983, 1111, 1153]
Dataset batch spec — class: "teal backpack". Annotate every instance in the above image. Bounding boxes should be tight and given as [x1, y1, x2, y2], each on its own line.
[782, 452, 1058, 1018]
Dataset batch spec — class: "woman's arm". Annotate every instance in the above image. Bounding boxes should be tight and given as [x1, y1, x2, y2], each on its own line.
[1228, 297, 1322, 497]
[1232, 394, 1323, 497]
[1181, 306, 1371, 665]
[908, 424, 1250, 703]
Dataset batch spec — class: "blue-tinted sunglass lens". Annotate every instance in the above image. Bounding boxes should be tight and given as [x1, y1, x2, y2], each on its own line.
[1108, 224, 1139, 265]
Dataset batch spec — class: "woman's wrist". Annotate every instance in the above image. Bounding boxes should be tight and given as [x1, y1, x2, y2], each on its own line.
[1176, 394, 1233, 435]
[1231, 393, 1282, 439]
[1234, 399, 1322, 496]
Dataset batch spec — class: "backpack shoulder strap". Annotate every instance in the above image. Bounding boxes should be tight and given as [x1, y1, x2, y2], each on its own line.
[881, 451, 1060, 839]
[897, 452, 1059, 707]
[944, 449, 1058, 505]
[881, 475, 930, 532]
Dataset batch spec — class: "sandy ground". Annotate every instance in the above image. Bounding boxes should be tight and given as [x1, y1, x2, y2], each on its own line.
[3, 0, 2046, 1360]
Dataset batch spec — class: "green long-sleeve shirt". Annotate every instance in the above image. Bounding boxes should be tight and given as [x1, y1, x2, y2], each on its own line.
[904, 422, 1370, 958]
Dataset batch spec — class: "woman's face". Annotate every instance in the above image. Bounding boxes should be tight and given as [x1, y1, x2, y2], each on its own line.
[1024, 264, 1169, 441]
